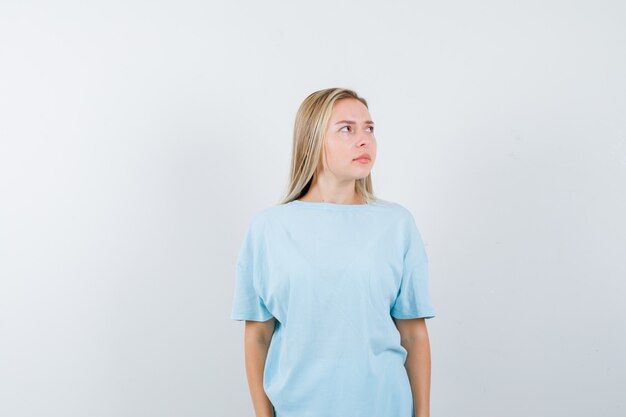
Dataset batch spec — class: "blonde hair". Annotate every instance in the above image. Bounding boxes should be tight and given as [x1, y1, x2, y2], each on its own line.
[279, 87, 377, 204]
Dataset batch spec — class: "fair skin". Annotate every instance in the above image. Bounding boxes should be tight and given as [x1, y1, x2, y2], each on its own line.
[394, 317, 433, 417]
[299, 97, 377, 204]
[244, 318, 276, 417]
[245, 98, 432, 417]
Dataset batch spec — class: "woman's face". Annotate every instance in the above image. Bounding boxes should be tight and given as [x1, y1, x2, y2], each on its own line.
[321, 98, 377, 180]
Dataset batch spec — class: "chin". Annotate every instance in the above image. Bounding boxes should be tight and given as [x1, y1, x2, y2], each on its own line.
[353, 171, 371, 180]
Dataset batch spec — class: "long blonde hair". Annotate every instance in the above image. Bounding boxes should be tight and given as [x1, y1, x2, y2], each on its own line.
[279, 87, 377, 204]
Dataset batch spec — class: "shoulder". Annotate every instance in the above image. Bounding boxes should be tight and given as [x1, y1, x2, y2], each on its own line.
[243, 202, 292, 233]
[252, 202, 291, 221]
[372, 198, 417, 223]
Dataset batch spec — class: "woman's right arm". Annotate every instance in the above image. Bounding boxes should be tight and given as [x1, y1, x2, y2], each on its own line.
[244, 318, 277, 417]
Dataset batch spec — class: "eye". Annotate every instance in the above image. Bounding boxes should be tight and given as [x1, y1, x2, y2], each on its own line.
[339, 125, 351, 132]
[366, 126, 374, 133]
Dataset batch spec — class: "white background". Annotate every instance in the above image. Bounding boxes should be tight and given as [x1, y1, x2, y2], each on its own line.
[1, 1, 625, 416]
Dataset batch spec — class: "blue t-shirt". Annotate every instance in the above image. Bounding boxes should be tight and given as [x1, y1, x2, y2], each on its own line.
[230, 198, 436, 417]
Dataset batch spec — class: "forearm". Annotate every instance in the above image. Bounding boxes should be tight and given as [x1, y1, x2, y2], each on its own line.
[244, 339, 274, 417]
[403, 333, 432, 417]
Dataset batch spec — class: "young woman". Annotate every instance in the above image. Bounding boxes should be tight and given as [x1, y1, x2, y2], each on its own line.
[231, 88, 436, 417]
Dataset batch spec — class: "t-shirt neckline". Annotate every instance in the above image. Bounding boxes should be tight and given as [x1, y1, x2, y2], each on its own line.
[289, 199, 373, 210]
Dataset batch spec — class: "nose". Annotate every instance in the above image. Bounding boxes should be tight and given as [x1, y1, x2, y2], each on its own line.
[356, 130, 373, 147]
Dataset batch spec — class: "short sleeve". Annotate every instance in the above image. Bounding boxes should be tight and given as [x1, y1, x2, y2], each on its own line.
[390, 213, 436, 319]
[230, 221, 273, 322]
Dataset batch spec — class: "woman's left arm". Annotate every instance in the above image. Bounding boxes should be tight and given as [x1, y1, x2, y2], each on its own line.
[393, 317, 432, 417]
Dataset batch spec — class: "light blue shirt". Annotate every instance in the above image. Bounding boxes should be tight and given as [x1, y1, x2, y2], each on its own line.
[231, 198, 436, 417]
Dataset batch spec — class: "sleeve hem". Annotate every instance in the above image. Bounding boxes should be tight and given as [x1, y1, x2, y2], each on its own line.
[390, 309, 436, 320]
[231, 312, 274, 322]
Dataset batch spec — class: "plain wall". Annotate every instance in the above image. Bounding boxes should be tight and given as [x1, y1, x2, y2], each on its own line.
[1, 1, 624, 416]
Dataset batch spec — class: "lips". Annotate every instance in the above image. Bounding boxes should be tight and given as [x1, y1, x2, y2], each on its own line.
[353, 153, 371, 161]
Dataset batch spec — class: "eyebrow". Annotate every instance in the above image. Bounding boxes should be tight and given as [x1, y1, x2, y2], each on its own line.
[334, 120, 375, 125]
